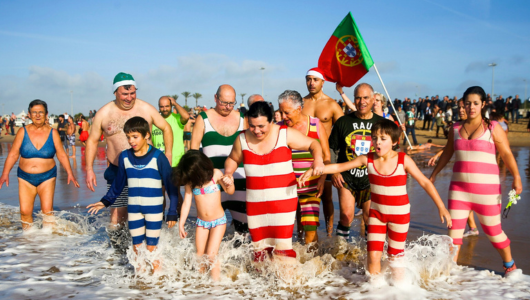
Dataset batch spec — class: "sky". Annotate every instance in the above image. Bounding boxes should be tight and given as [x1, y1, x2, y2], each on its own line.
[1, 0, 529, 116]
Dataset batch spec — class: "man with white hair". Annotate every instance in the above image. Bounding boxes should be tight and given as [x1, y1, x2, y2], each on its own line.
[302, 67, 344, 237]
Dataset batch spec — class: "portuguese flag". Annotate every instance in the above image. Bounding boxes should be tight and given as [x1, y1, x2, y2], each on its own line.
[318, 12, 374, 87]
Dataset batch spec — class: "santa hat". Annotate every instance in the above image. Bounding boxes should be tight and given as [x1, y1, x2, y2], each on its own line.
[306, 67, 325, 80]
[113, 72, 136, 92]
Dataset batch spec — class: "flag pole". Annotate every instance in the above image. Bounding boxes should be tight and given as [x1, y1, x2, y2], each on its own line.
[372, 63, 413, 149]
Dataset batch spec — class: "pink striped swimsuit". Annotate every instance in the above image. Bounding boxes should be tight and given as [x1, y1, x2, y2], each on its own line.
[448, 121, 509, 249]
[367, 152, 410, 256]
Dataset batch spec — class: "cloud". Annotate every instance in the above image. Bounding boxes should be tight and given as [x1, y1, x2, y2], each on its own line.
[465, 60, 499, 73]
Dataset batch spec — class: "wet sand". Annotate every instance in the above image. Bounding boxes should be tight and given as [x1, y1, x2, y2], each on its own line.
[0, 142, 529, 274]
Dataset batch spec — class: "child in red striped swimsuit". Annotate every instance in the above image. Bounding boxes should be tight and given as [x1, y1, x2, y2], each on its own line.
[299, 119, 452, 277]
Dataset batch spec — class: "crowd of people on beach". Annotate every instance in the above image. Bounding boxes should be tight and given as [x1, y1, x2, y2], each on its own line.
[0, 70, 524, 282]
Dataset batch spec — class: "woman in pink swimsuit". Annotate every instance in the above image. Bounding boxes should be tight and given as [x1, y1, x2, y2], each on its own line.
[430, 86, 522, 277]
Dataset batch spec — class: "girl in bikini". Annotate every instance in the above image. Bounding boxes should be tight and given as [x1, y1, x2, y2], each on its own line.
[171, 150, 234, 281]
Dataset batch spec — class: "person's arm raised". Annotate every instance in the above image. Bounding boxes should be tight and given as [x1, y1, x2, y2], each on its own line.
[151, 105, 173, 166]
[336, 83, 355, 112]
[170, 97, 190, 125]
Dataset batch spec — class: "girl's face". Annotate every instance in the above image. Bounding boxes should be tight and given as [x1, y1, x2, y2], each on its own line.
[373, 95, 382, 112]
[465, 94, 485, 120]
[372, 130, 396, 157]
[248, 116, 272, 140]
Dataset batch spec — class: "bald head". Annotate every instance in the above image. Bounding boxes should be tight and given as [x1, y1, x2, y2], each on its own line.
[158, 96, 172, 118]
[247, 94, 265, 107]
[214, 84, 237, 116]
[215, 84, 236, 100]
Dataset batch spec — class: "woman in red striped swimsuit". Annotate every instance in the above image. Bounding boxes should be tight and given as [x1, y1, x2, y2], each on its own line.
[299, 119, 451, 276]
[225, 101, 325, 262]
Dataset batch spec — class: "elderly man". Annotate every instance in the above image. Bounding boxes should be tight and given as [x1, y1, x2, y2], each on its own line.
[244, 94, 265, 126]
[278, 90, 331, 246]
[152, 95, 189, 212]
[303, 68, 344, 237]
[329, 83, 383, 239]
[191, 84, 248, 234]
[85, 72, 175, 252]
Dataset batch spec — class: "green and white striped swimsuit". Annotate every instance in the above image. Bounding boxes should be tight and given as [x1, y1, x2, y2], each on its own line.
[200, 111, 248, 233]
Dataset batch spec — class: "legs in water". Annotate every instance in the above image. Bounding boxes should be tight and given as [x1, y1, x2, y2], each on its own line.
[322, 181, 334, 237]
[195, 224, 226, 281]
[463, 212, 479, 237]
[109, 207, 128, 253]
[336, 187, 354, 239]
[18, 176, 56, 230]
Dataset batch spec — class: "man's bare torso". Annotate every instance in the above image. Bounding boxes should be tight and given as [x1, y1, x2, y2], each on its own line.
[302, 93, 343, 136]
[67, 122, 75, 135]
[204, 109, 241, 137]
[100, 99, 154, 165]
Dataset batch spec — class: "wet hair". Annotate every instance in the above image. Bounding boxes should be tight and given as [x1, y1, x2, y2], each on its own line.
[80, 115, 86, 120]
[427, 139, 432, 143]
[278, 90, 304, 109]
[489, 112, 504, 121]
[463, 86, 491, 128]
[29, 99, 48, 114]
[173, 150, 214, 188]
[58, 115, 64, 120]
[123, 116, 150, 138]
[247, 101, 273, 123]
[372, 119, 400, 145]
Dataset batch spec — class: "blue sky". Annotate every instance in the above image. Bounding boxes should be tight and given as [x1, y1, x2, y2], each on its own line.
[1, 0, 529, 116]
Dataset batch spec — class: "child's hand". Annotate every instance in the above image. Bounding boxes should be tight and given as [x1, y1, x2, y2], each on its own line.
[439, 207, 452, 228]
[87, 202, 105, 215]
[167, 220, 176, 229]
[297, 170, 313, 188]
[221, 175, 234, 187]
[179, 222, 187, 239]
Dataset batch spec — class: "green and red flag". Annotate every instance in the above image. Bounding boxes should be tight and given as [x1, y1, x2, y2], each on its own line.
[318, 12, 374, 87]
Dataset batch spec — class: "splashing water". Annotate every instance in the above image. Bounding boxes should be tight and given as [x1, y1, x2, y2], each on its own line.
[0, 202, 529, 299]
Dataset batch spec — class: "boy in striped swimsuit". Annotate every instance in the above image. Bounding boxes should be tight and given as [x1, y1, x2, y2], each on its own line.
[88, 117, 179, 273]
[299, 119, 451, 277]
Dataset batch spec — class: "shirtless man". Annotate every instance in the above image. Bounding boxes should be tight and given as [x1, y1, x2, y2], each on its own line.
[66, 117, 76, 158]
[85, 72, 174, 252]
[302, 68, 344, 236]
[191, 84, 248, 234]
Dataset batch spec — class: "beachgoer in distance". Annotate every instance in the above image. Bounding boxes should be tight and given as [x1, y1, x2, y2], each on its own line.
[87, 117, 179, 274]
[273, 110, 282, 123]
[152, 95, 189, 213]
[278, 90, 331, 246]
[79, 115, 90, 146]
[329, 83, 383, 239]
[430, 86, 522, 277]
[191, 84, 249, 234]
[243, 94, 265, 127]
[85, 72, 174, 252]
[303, 67, 344, 237]
[299, 119, 451, 277]
[0, 99, 80, 230]
[66, 117, 76, 158]
[172, 150, 233, 281]
[224, 101, 325, 262]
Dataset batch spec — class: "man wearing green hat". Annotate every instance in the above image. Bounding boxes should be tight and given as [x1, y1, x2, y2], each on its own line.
[85, 72, 175, 252]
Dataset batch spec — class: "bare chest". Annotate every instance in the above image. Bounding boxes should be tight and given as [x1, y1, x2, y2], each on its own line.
[208, 114, 240, 137]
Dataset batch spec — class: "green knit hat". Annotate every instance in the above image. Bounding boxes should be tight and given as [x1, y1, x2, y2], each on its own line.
[113, 72, 136, 93]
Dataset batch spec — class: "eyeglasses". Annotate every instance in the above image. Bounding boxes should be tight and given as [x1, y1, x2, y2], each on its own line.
[31, 111, 46, 115]
[219, 100, 237, 107]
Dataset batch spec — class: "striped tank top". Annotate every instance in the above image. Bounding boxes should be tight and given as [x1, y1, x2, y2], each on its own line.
[199, 111, 247, 225]
[367, 152, 410, 216]
[288, 116, 322, 194]
[240, 125, 298, 258]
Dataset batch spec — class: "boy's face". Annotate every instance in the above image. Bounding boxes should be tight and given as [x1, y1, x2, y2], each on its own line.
[126, 131, 148, 151]
[372, 130, 396, 157]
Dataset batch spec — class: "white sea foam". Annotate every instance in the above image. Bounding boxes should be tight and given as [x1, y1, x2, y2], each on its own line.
[0, 202, 529, 299]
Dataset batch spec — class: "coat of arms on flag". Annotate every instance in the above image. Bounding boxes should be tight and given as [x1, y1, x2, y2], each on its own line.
[351, 135, 372, 156]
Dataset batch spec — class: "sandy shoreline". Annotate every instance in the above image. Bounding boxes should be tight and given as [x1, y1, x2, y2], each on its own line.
[1, 118, 529, 147]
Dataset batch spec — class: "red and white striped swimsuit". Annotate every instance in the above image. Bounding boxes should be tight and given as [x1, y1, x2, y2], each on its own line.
[240, 125, 298, 260]
[367, 152, 410, 256]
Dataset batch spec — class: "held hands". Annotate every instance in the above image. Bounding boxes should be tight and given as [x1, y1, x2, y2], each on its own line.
[221, 175, 234, 187]
[439, 207, 452, 228]
[297, 169, 314, 188]
[87, 202, 105, 215]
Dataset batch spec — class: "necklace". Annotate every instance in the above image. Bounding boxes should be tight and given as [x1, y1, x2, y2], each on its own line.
[463, 120, 482, 140]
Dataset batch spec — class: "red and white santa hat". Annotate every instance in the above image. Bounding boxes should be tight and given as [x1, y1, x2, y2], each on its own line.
[306, 67, 325, 80]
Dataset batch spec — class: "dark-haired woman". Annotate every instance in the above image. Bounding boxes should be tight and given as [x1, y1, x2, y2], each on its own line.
[225, 101, 325, 263]
[0, 100, 79, 230]
[430, 86, 522, 276]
